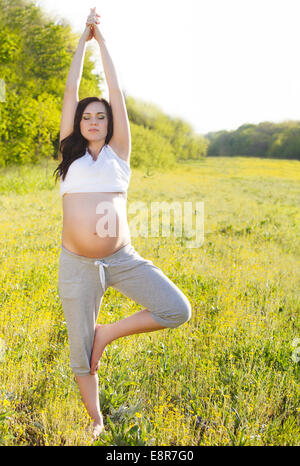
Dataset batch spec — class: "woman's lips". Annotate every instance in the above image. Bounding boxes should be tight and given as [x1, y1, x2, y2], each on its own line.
[89, 129, 99, 132]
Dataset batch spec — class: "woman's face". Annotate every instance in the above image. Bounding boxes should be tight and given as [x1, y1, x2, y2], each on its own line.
[80, 101, 108, 142]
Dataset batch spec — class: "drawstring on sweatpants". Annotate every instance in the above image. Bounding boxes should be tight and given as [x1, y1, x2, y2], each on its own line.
[94, 260, 109, 293]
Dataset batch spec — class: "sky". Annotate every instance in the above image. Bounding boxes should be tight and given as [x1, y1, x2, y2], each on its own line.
[37, 0, 300, 135]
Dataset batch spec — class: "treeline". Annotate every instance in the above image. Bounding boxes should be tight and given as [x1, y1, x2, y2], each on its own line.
[124, 96, 208, 169]
[0, 0, 206, 172]
[205, 121, 300, 161]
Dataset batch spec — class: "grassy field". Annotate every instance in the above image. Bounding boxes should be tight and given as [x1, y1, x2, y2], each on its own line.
[0, 156, 299, 446]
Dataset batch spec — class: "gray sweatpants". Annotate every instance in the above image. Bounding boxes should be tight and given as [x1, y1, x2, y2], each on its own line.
[58, 242, 192, 376]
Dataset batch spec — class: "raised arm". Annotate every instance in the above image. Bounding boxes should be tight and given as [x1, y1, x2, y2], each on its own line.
[59, 23, 93, 159]
[88, 9, 131, 162]
[66, 36, 87, 89]
[65, 14, 94, 90]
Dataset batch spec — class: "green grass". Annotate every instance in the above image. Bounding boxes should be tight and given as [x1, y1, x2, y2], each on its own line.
[0, 156, 299, 445]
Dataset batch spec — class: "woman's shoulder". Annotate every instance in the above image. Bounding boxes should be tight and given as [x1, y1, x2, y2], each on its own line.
[106, 142, 130, 168]
[106, 140, 130, 166]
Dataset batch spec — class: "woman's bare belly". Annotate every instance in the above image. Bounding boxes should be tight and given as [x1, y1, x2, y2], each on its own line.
[62, 192, 131, 258]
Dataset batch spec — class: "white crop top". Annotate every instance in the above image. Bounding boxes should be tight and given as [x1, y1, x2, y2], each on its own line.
[60, 144, 131, 197]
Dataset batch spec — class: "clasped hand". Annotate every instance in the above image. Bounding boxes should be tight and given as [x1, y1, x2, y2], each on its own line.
[83, 7, 101, 42]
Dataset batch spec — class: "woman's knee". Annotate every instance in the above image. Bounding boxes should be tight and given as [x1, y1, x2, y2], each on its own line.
[173, 296, 192, 327]
[152, 295, 192, 329]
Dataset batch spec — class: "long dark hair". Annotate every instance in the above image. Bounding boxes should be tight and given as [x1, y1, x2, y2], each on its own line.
[53, 97, 113, 184]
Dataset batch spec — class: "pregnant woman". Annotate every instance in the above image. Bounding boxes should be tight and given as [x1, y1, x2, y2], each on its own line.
[53, 8, 192, 441]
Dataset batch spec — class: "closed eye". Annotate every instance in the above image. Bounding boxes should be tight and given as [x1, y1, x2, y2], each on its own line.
[83, 116, 105, 120]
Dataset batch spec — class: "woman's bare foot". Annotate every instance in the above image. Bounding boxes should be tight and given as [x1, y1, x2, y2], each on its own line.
[90, 324, 111, 375]
[91, 420, 104, 442]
